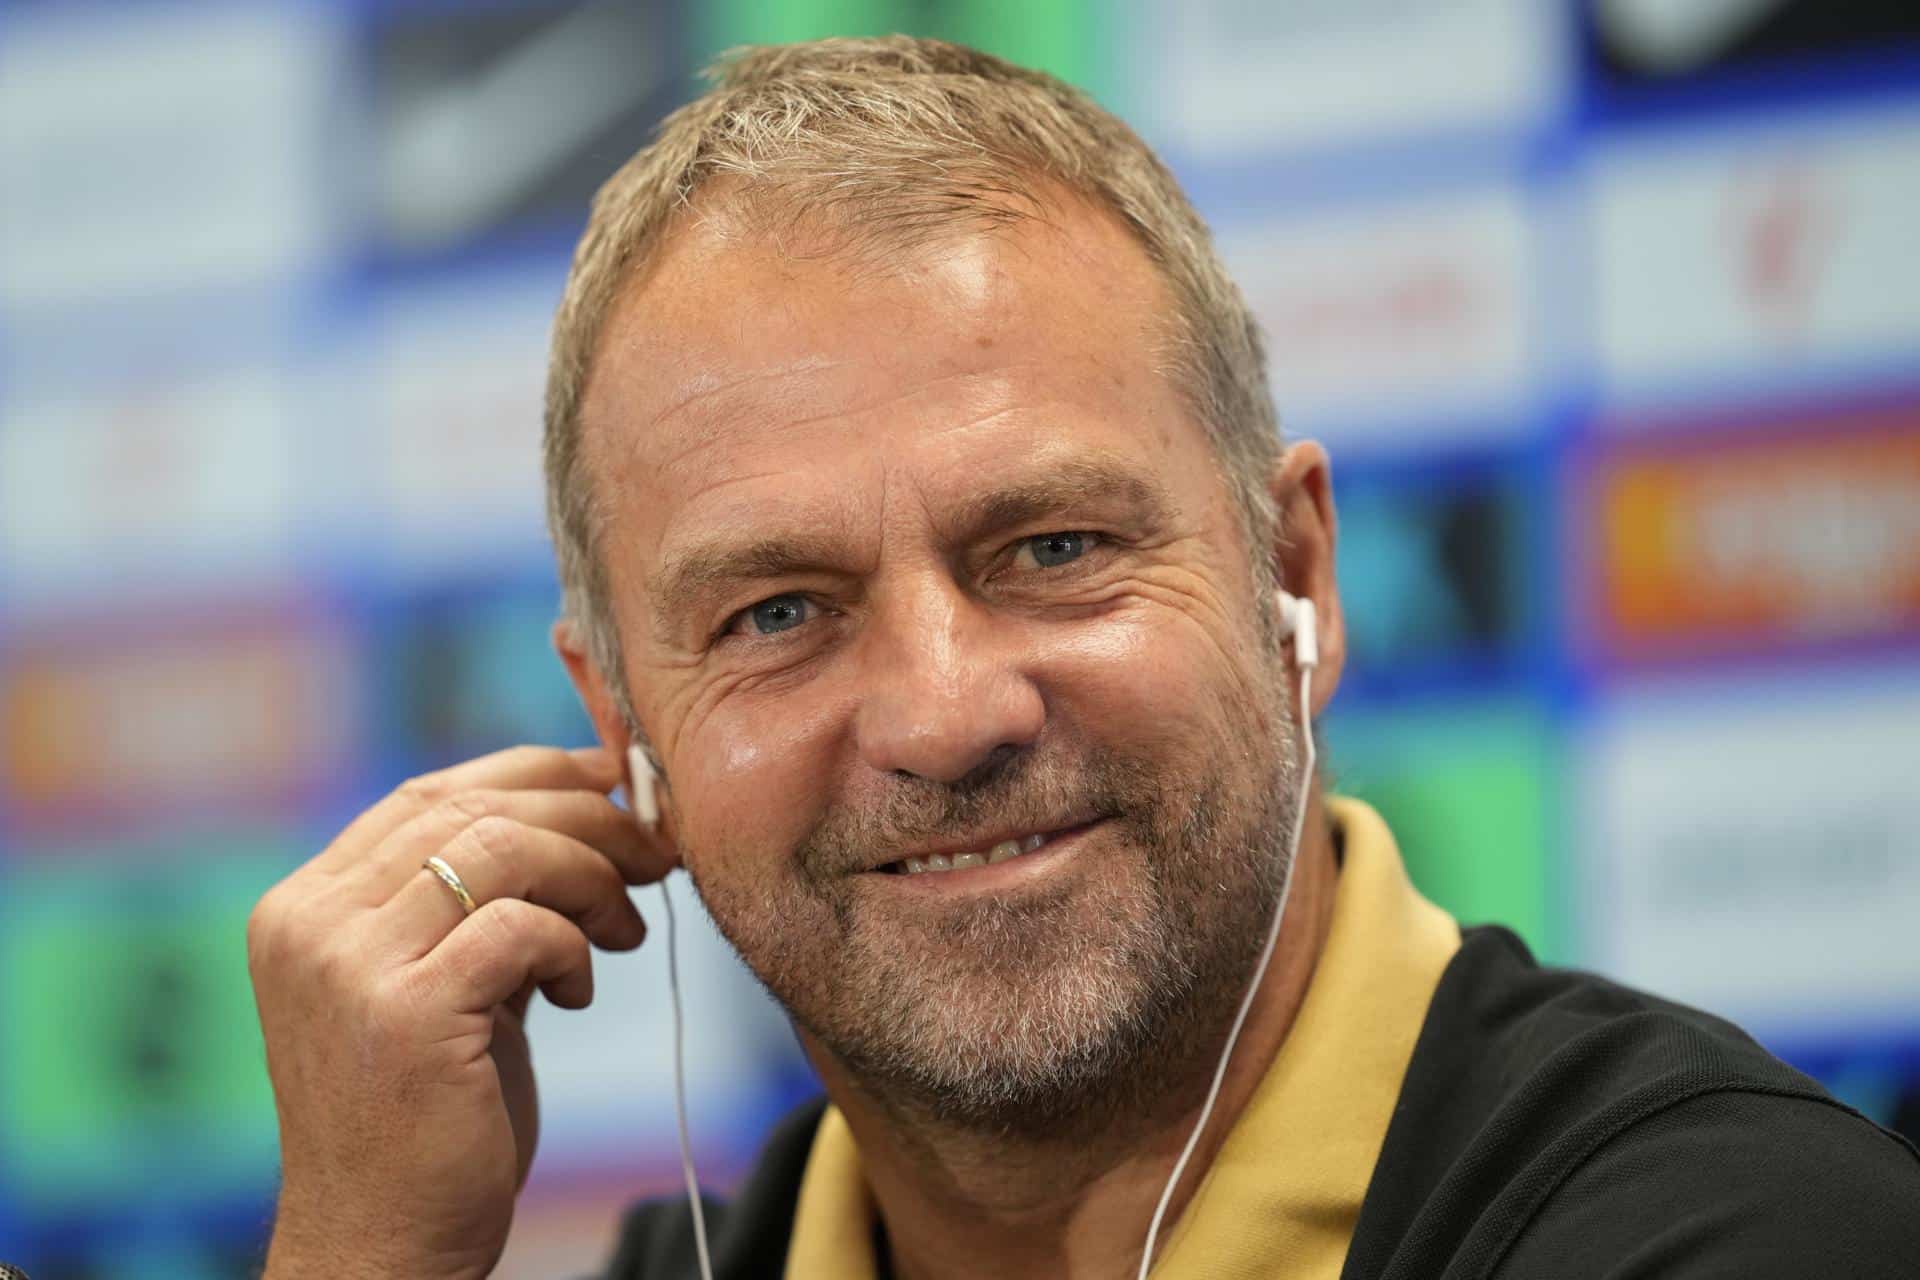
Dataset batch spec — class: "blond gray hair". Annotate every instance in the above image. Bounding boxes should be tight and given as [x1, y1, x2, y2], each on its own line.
[543, 36, 1280, 728]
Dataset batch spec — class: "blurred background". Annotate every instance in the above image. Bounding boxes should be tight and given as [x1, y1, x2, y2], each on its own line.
[2, 0, 1918, 1275]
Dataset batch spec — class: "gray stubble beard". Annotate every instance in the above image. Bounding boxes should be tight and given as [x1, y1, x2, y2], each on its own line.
[694, 668, 1303, 1145]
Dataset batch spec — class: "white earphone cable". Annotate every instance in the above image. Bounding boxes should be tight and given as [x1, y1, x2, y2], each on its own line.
[662, 877, 717, 1280]
[1136, 663, 1316, 1279]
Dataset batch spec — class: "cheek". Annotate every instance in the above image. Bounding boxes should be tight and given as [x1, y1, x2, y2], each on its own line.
[1047, 610, 1252, 756]
[672, 696, 840, 876]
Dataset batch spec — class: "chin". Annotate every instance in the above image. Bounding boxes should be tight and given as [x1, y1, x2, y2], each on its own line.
[803, 860, 1207, 1135]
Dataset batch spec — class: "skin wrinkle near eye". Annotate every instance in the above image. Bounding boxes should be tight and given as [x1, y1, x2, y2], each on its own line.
[648, 517, 1237, 778]
[724, 531, 1104, 647]
[704, 560, 1244, 742]
[705, 532, 1126, 654]
[673, 549, 1203, 784]
[698, 517, 1230, 689]
[651, 454, 1183, 644]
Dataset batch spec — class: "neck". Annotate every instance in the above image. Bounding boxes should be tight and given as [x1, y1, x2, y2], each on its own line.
[802, 790, 1342, 1280]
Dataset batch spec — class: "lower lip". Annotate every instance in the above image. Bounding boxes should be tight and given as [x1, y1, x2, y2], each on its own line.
[865, 820, 1110, 894]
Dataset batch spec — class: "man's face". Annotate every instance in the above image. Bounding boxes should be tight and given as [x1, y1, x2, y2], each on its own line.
[580, 198, 1303, 1132]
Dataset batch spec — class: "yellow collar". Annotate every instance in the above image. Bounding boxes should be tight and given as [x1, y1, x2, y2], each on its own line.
[784, 797, 1461, 1279]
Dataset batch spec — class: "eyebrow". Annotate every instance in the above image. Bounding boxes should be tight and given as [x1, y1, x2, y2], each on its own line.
[649, 455, 1178, 638]
[950, 455, 1176, 544]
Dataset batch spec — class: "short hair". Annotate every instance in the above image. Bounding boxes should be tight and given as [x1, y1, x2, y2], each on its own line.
[543, 35, 1280, 727]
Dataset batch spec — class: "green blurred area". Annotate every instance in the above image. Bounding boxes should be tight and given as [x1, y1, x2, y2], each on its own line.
[0, 840, 290, 1211]
[1328, 698, 1564, 963]
[699, 0, 1112, 102]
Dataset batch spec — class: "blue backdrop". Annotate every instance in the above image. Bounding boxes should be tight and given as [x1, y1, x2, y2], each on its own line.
[2, 2, 1917, 1275]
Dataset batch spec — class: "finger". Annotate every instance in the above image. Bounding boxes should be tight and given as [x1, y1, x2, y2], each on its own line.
[418, 897, 596, 1012]
[340, 787, 674, 903]
[379, 815, 649, 958]
[316, 745, 622, 874]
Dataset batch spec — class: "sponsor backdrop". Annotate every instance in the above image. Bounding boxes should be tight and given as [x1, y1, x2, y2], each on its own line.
[2, 1, 1917, 1275]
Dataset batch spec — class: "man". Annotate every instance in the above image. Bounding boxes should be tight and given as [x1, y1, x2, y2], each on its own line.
[246, 37, 1920, 1280]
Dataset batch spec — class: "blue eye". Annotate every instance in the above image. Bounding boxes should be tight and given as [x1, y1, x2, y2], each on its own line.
[1026, 531, 1095, 568]
[738, 594, 813, 636]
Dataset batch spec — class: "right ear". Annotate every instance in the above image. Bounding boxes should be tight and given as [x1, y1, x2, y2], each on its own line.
[552, 619, 682, 859]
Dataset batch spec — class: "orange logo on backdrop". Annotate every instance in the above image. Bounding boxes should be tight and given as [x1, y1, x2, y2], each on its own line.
[1, 615, 353, 831]
[1597, 410, 1920, 656]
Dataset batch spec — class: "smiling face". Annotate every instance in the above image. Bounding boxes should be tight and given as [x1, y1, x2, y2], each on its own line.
[574, 194, 1305, 1134]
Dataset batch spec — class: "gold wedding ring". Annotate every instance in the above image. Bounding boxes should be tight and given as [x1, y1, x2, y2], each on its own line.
[423, 855, 478, 916]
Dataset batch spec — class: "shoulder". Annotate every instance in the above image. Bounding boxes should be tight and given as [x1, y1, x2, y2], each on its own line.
[1346, 927, 1920, 1280]
[591, 1096, 828, 1280]
[1501, 1087, 1920, 1278]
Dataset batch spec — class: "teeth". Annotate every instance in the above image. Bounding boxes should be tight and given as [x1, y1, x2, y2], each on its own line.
[896, 832, 1053, 875]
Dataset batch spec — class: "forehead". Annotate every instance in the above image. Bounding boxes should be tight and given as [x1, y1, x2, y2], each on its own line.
[577, 195, 1208, 599]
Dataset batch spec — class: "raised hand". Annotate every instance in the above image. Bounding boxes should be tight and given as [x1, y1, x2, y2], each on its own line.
[247, 745, 674, 1279]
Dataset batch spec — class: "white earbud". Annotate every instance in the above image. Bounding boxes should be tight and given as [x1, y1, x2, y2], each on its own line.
[1276, 589, 1319, 671]
[626, 743, 660, 829]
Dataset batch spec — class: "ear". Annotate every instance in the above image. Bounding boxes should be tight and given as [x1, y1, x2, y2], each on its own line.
[1264, 440, 1344, 716]
[552, 618, 684, 861]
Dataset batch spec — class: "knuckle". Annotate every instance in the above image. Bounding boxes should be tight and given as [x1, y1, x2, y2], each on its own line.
[452, 814, 522, 879]
[505, 743, 553, 770]
[465, 813, 522, 853]
[247, 879, 319, 971]
[309, 933, 360, 991]
[437, 788, 499, 829]
[247, 883, 284, 931]
[245, 892, 284, 969]
[477, 895, 539, 944]
[397, 770, 451, 809]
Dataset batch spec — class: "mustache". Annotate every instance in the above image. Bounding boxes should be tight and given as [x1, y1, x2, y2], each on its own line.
[794, 745, 1155, 882]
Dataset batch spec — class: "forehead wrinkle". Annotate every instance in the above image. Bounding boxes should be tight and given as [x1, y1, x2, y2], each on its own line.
[651, 361, 1039, 483]
[647, 356, 851, 436]
[641, 374, 1037, 548]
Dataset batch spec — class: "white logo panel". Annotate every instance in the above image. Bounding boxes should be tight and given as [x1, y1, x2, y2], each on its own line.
[1582, 677, 1920, 1038]
[1589, 106, 1920, 409]
[1139, 0, 1564, 158]
[371, 266, 558, 569]
[0, 5, 337, 310]
[1, 368, 295, 597]
[1221, 185, 1540, 449]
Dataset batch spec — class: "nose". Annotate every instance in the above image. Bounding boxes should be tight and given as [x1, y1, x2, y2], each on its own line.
[851, 581, 1046, 784]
